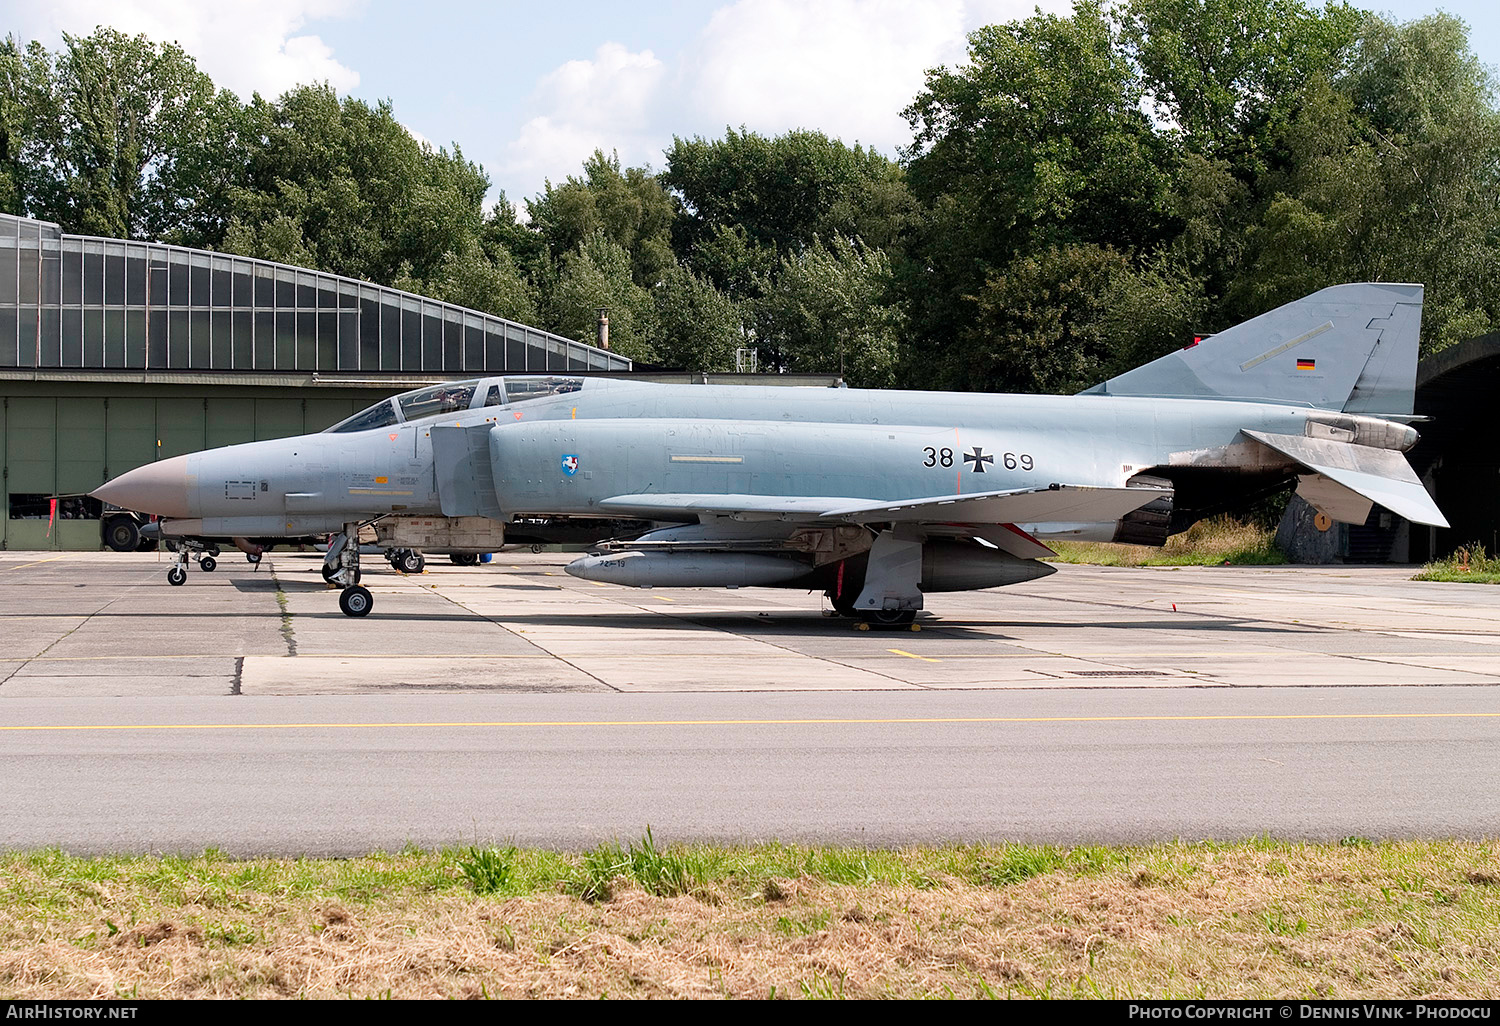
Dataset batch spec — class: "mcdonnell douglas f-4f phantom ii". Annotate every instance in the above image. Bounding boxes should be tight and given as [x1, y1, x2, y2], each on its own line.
[92, 283, 1448, 624]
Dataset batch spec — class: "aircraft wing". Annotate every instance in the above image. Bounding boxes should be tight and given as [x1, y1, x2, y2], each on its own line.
[598, 485, 1168, 526]
[1242, 429, 1448, 528]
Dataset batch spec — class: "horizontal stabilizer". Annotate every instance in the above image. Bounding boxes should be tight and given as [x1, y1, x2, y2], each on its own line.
[1242, 429, 1448, 528]
[599, 486, 1168, 527]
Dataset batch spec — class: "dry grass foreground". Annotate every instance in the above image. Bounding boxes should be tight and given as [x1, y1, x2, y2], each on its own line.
[3, 839, 1500, 999]
[1049, 516, 1284, 567]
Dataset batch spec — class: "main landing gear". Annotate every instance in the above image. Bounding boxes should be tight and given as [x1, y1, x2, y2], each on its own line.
[164, 540, 219, 585]
[826, 530, 923, 629]
[325, 522, 373, 617]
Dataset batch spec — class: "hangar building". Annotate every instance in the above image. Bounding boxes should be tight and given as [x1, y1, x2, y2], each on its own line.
[1276, 336, 1500, 564]
[0, 212, 631, 550]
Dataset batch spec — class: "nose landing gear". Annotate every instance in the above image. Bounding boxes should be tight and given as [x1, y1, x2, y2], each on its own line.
[164, 539, 219, 585]
[327, 522, 374, 617]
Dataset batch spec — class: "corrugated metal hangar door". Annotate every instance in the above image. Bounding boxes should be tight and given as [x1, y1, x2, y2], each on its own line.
[2, 394, 358, 550]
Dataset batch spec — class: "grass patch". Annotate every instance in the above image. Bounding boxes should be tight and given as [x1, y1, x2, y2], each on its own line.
[456, 846, 517, 896]
[1049, 516, 1284, 567]
[1413, 543, 1500, 584]
[3, 838, 1500, 998]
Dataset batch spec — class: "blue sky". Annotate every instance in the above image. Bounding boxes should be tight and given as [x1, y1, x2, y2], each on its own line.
[5, 0, 1495, 208]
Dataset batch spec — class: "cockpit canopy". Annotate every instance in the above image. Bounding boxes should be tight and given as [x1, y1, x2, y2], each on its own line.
[325, 376, 585, 433]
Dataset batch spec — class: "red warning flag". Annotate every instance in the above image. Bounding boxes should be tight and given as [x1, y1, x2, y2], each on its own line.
[47, 498, 58, 537]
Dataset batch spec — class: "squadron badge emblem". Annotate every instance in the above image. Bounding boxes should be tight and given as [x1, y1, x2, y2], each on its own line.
[561, 454, 580, 476]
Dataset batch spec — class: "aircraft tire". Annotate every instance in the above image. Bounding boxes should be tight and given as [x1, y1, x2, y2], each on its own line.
[827, 591, 858, 617]
[246, 552, 261, 564]
[167, 567, 187, 586]
[450, 553, 477, 566]
[857, 608, 916, 628]
[339, 585, 373, 617]
[398, 552, 425, 574]
[199, 556, 217, 573]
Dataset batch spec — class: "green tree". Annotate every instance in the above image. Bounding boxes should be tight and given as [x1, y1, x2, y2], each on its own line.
[752, 236, 904, 386]
[960, 244, 1206, 395]
[13, 28, 222, 239]
[663, 128, 913, 298]
[1229, 13, 1500, 351]
[393, 238, 538, 324]
[546, 231, 658, 362]
[898, 1, 1174, 384]
[219, 83, 527, 317]
[0, 37, 53, 217]
[526, 150, 675, 288]
[1122, 0, 1364, 174]
[650, 263, 743, 372]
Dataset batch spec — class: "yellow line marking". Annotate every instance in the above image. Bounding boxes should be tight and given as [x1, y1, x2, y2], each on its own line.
[3, 712, 1499, 733]
[591, 582, 610, 588]
[654, 596, 675, 602]
[889, 649, 941, 663]
[3, 555, 70, 571]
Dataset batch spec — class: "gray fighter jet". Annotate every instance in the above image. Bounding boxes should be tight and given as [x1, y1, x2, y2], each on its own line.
[92, 283, 1447, 623]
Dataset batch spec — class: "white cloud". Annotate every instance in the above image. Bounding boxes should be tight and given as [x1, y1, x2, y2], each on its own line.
[681, 0, 1075, 154]
[13, 0, 363, 98]
[500, 42, 668, 193]
[682, 0, 970, 152]
[493, 0, 1071, 200]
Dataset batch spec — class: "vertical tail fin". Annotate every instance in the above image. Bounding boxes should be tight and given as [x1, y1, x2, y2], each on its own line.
[1081, 283, 1423, 415]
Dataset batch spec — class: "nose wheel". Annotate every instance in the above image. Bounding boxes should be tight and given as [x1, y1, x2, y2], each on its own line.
[338, 585, 373, 617]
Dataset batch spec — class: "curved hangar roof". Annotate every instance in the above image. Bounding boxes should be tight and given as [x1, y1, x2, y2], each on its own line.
[0, 212, 630, 376]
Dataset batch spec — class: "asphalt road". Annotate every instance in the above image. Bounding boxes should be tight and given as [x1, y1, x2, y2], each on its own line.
[3, 686, 1498, 854]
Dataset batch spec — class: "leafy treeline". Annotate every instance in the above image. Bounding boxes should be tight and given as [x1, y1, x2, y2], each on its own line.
[1, 0, 1496, 391]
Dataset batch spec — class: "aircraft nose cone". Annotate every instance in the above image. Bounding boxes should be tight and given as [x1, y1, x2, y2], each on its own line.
[91, 455, 192, 518]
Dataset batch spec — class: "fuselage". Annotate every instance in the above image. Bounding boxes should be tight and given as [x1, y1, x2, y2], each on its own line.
[97, 375, 1343, 538]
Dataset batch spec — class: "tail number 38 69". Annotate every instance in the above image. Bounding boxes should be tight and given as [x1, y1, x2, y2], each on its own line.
[923, 447, 1034, 471]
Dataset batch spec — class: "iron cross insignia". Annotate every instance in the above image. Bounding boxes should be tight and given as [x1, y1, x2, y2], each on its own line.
[963, 447, 994, 473]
